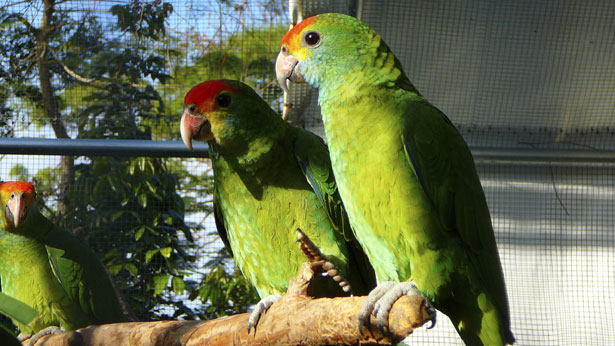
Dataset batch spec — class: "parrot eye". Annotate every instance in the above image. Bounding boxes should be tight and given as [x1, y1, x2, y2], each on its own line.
[216, 93, 232, 108]
[304, 31, 321, 47]
[187, 104, 197, 113]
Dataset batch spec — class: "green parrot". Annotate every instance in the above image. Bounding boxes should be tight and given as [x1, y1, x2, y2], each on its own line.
[276, 13, 514, 346]
[0, 181, 129, 339]
[179, 79, 376, 329]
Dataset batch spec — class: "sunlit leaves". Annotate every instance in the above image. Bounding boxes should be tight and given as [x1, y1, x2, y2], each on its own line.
[193, 265, 258, 319]
[111, 1, 173, 40]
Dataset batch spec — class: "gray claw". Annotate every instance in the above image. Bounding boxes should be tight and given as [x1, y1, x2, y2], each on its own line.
[247, 294, 282, 334]
[374, 282, 423, 335]
[426, 304, 437, 329]
[23, 326, 65, 346]
[361, 281, 435, 336]
[358, 281, 396, 335]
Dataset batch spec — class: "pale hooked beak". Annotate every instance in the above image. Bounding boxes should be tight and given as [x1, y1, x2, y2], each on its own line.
[180, 108, 213, 151]
[6, 192, 27, 228]
[275, 46, 304, 93]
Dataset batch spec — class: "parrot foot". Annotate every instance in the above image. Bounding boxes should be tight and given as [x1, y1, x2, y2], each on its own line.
[20, 326, 65, 346]
[296, 228, 352, 295]
[358, 281, 436, 335]
[247, 294, 282, 334]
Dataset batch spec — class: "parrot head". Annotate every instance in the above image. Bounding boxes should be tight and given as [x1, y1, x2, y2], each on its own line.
[0, 181, 36, 229]
[180, 79, 282, 152]
[276, 13, 379, 93]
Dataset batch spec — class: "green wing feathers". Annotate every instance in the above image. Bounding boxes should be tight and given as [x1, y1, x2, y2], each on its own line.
[42, 217, 128, 325]
[293, 129, 351, 240]
[402, 99, 513, 342]
[293, 128, 377, 293]
[212, 187, 233, 257]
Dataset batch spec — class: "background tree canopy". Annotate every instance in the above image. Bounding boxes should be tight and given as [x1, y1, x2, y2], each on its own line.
[0, 0, 288, 330]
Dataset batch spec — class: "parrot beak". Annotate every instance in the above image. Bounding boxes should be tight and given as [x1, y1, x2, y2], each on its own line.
[6, 191, 27, 228]
[276, 46, 304, 93]
[180, 108, 213, 151]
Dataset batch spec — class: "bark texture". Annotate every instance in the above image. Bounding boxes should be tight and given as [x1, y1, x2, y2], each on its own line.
[26, 263, 433, 346]
[36, 0, 74, 216]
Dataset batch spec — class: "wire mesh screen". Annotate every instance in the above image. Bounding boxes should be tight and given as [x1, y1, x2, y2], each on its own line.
[291, 0, 615, 152]
[285, 1, 615, 345]
[0, 0, 614, 345]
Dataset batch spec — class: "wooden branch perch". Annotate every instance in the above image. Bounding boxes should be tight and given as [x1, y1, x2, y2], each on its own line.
[25, 263, 432, 346]
[25, 230, 432, 345]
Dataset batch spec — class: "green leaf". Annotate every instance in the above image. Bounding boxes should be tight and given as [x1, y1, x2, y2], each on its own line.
[153, 274, 170, 295]
[135, 226, 146, 241]
[103, 248, 119, 261]
[0, 292, 38, 329]
[138, 192, 148, 208]
[107, 264, 123, 275]
[160, 247, 172, 258]
[145, 248, 159, 264]
[145, 180, 157, 193]
[198, 284, 211, 301]
[171, 276, 185, 293]
[107, 175, 119, 191]
[111, 210, 125, 222]
[124, 263, 139, 277]
[93, 178, 108, 197]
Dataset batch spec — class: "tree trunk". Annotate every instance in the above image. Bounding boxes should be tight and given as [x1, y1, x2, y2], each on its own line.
[25, 263, 433, 346]
[36, 0, 74, 217]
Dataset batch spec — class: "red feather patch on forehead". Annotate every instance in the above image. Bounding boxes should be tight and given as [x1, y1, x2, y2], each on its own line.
[184, 80, 236, 106]
[0, 181, 35, 193]
[281, 15, 318, 47]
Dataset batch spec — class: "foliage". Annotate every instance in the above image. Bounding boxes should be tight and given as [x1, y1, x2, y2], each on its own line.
[194, 264, 259, 320]
[0, 88, 16, 137]
[67, 156, 198, 319]
[0, 0, 287, 328]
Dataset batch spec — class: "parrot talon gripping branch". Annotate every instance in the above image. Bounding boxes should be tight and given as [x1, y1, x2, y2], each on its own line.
[20, 326, 64, 346]
[247, 294, 281, 334]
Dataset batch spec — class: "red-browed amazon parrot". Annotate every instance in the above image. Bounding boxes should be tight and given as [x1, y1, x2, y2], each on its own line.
[0, 181, 130, 341]
[179, 79, 376, 330]
[276, 13, 514, 346]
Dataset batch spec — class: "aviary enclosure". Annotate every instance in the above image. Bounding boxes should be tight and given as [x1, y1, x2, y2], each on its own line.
[0, 0, 613, 345]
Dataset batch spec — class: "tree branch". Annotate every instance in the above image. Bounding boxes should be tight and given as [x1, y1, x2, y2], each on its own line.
[47, 47, 157, 90]
[47, 47, 103, 87]
[26, 263, 432, 346]
[36, 0, 74, 217]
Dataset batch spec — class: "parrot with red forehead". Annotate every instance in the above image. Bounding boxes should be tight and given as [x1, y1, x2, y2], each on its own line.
[276, 13, 514, 346]
[0, 181, 128, 340]
[180, 79, 376, 330]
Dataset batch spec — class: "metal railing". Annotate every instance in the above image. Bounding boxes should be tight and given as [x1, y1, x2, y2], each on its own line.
[0, 138, 209, 158]
[1, 138, 614, 167]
